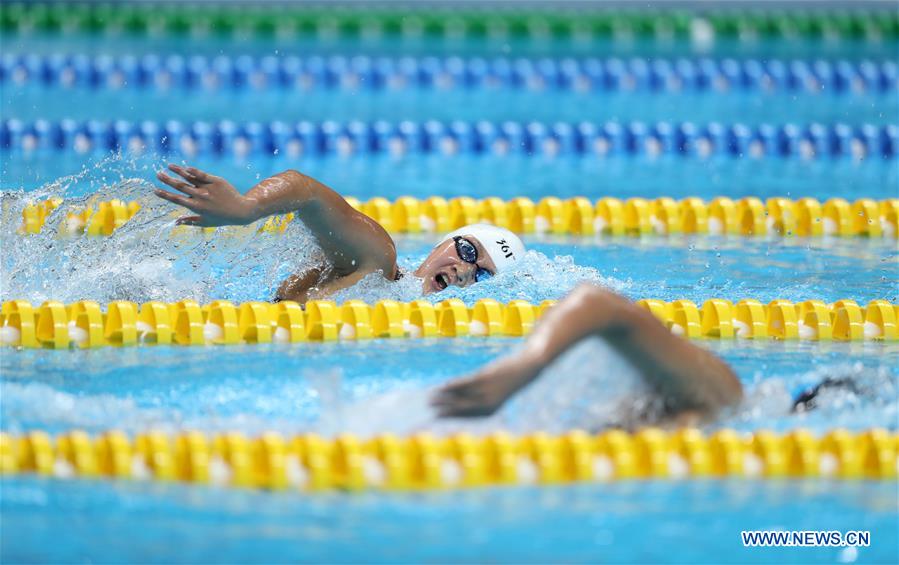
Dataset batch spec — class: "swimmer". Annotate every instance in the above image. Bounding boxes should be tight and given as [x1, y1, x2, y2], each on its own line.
[154, 164, 524, 302]
[432, 284, 745, 426]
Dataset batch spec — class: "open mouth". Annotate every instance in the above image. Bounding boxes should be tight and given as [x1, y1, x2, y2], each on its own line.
[435, 272, 450, 290]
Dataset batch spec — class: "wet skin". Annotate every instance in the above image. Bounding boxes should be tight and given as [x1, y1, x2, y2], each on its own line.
[155, 164, 495, 301]
[413, 237, 498, 293]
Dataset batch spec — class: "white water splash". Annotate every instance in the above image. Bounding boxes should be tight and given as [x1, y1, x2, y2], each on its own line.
[3, 158, 626, 305]
[722, 362, 898, 432]
[330, 250, 628, 305]
[328, 337, 657, 437]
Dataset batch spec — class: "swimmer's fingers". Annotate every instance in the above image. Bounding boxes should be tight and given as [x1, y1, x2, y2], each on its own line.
[432, 378, 480, 401]
[169, 163, 217, 186]
[431, 381, 498, 417]
[157, 170, 200, 196]
[175, 215, 204, 226]
[433, 397, 497, 418]
[430, 386, 463, 411]
[153, 188, 202, 212]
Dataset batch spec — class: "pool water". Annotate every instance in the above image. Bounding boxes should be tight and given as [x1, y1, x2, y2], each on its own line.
[2, 478, 896, 564]
[3, 178, 897, 306]
[2, 331, 897, 436]
[1, 334, 897, 562]
[3, 152, 898, 201]
[2, 192, 897, 559]
[2, 4, 898, 564]
[6, 76, 895, 125]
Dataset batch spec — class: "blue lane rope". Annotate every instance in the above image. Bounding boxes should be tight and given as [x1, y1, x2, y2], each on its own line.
[2, 118, 896, 160]
[2, 54, 896, 95]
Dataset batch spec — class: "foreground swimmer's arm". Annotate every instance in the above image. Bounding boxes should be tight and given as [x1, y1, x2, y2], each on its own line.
[432, 284, 743, 420]
[154, 164, 398, 284]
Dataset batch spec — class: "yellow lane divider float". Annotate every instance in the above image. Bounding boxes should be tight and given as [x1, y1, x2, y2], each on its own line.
[1, 298, 896, 348]
[0, 429, 895, 489]
[16, 196, 899, 238]
[18, 197, 140, 236]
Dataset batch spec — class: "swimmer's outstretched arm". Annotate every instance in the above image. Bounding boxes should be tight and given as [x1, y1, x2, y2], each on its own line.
[432, 284, 743, 419]
[155, 164, 397, 278]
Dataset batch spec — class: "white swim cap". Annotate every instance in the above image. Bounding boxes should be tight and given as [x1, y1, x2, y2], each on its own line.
[439, 223, 526, 273]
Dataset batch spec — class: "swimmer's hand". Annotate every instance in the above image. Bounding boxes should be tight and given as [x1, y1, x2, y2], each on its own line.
[431, 353, 542, 418]
[155, 163, 256, 227]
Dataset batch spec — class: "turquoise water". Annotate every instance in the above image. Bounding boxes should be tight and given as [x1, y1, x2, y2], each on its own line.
[2, 478, 895, 564]
[2, 165, 896, 565]
[3, 152, 897, 200]
[3, 15, 899, 565]
[3, 174, 897, 306]
[2, 336, 897, 436]
[2, 333, 897, 562]
[5, 78, 894, 125]
[2, 293, 897, 565]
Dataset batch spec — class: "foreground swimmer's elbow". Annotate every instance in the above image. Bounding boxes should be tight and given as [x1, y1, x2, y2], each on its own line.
[574, 282, 745, 414]
[610, 301, 743, 419]
[666, 348, 743, 422]
[719, 366, 744, 406]
[434, 283, 745, 422]
[569, 283, 634, 334]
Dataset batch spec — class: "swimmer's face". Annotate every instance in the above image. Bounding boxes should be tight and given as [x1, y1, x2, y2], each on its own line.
[414, 236, 498, 294]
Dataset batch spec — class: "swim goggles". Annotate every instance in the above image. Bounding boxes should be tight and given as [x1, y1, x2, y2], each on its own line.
[453, 236, 493, 282]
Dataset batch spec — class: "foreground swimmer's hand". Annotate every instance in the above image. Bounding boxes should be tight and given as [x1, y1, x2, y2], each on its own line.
[433, 284, 743, 421]
[432, 353, 543, 417]
[155, 164, 256, 227]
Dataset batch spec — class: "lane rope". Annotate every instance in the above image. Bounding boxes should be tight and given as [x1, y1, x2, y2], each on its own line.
[1, 297, 896, 348]
[16, 196, 899, 238]
[3, 3, 896, 42]
[3, 118, 896, 160]
[0, 429, 895, 489]
[3, 54, 895, 96]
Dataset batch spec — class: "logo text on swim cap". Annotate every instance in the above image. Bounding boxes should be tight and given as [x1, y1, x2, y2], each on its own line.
[496, 239, 514, 259]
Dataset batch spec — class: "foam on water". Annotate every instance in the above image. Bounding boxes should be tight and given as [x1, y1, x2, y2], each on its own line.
[336, 337, 654, 437]
[726, 362, 898, 433]
[1, 154, 323, 303]
[2, 156, 625, 305]
[2, 336, 894, 436]
[330, 250, 627, 305]
[340, 351, 899, 437]
[2, 157, 896, 440]
[0, 337, 654, 436]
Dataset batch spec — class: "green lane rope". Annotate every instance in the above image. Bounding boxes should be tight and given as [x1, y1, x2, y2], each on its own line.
[2, 3, 896, 41]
